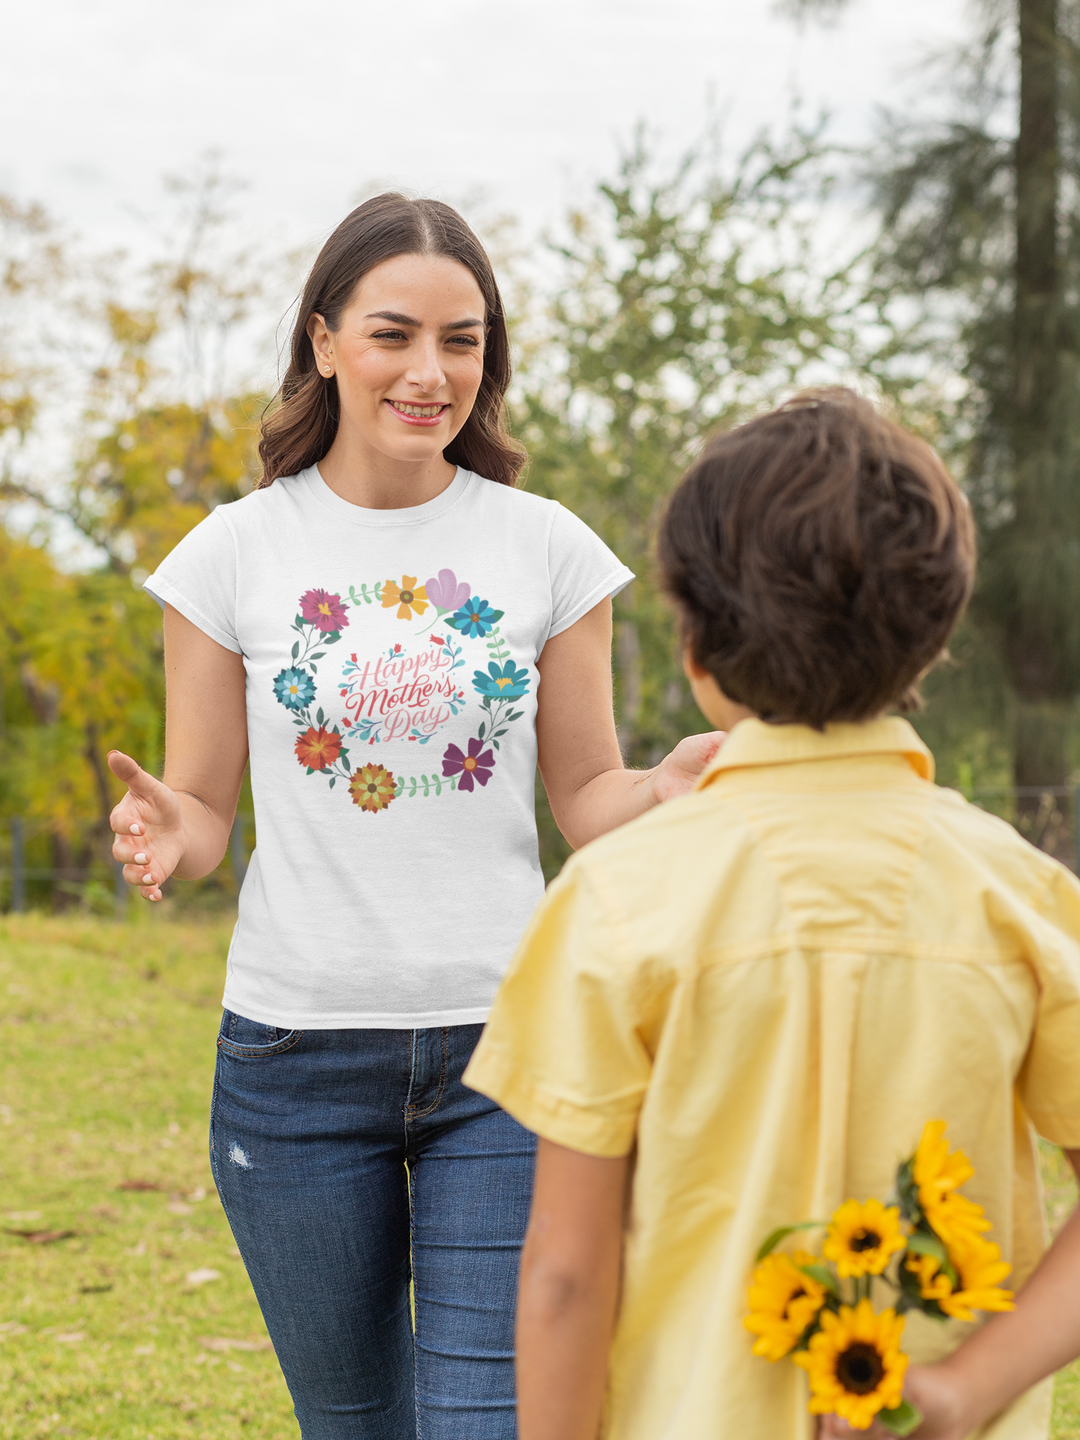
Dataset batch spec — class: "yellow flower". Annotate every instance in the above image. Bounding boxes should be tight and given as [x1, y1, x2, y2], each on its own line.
[794, 1298, 908, 1430]
[905, 1233, 1013, 1322]
[912, 1119, 992, 1249]
[744, 1251, 827, 1361]
[823, 1199, 907, 1278]
[382, 576, 429, 620]
[349, 764, 397, 814]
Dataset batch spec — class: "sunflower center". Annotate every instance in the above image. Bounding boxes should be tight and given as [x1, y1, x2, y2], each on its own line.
[464, 757, 477, 771]
[850, 1229, 882, 1252]
[367, 784, 378, 794]
[400, 591, 413, 604]
[836, 1343, 885, 1395]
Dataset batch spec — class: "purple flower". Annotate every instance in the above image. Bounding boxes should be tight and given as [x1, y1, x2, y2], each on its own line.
[442, 736, 495, 792]
[425, 568, 471, 613]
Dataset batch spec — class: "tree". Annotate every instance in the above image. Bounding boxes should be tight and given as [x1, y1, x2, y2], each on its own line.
[792, 0, 1080, 841]
[0, 167, 269, 903]
[516, 130, 855, 871]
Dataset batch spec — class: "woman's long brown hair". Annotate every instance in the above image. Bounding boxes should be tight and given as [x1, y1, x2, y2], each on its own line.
[258, 194, 525, 487]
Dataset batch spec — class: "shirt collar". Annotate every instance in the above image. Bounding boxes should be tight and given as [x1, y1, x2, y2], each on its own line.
[695, 715, 935, 789]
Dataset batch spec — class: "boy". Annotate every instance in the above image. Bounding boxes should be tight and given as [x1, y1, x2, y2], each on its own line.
[464, 390, 1080, 1440]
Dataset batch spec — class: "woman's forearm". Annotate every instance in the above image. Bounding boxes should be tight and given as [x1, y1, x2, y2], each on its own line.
[553, 766, 660, 850]
[171, 789, 236, 879]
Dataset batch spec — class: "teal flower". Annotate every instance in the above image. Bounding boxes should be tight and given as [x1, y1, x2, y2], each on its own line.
[472, 661, 530, 700]
[273, 667, 316, 710]
[448, 595, 504, 638]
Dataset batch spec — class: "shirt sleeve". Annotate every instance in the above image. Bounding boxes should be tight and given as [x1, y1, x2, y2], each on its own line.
[143, 508, 242, 654]
[463, 855, 653, 1157]
[546, 504, 634, 641]
[1017, 865, 1080, 1148]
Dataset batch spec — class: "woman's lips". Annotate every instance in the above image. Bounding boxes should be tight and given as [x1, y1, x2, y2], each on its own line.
[385, 399, 448, 428]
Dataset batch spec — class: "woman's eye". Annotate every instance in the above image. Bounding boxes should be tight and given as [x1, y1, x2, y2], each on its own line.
[448, 335, 480, 347]
[372, 329, 407, 341]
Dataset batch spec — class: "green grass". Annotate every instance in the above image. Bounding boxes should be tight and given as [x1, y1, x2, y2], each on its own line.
[0, 913, 1078, 1438]
[0, 913, 296, 1439]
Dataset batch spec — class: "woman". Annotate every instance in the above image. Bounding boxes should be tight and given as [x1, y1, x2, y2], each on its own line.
[108, 194, 719, 1439]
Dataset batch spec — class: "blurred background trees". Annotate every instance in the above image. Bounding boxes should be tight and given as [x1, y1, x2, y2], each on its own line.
[6, 0, 1080, 891]
[793, 0, 1080, 853]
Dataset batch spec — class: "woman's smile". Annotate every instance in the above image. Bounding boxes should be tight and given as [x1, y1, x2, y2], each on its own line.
[385, 399, 450, 427]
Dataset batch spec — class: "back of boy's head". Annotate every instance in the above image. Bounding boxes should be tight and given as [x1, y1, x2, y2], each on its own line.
[657, 388, 976, 729]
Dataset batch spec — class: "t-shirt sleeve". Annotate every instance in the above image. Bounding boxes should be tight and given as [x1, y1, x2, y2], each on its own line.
[546, 504, 634, 641]
[1017, 866, 1080, 1148]
[463, 856, 653, 1157]
[143, 508, 242, 654]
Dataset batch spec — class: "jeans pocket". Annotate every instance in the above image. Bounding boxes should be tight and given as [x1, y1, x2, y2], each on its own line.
[217, 1009, 304, 1058]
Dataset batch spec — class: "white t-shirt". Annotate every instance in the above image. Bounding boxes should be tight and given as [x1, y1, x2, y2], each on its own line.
[145, 465, 633, 1028]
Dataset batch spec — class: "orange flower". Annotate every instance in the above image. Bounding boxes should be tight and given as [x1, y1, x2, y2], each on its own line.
[382, 576, 429, 620]
[350, 764, 397, 813]
[294, 725, 343, 772]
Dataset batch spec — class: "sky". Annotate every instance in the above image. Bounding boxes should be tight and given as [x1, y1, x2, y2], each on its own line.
[4, 0, 973, 258]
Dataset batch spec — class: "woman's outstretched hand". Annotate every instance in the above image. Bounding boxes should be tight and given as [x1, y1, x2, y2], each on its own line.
[649, 732, 726, 804]
[108, 750, 186, 902]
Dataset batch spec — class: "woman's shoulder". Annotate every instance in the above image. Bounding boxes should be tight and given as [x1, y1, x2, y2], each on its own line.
[205, 471, 312, 532]
[464, 473, 562, 519]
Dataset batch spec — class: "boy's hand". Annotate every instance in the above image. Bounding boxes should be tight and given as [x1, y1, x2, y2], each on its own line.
[650, 731, 725, 803]
[815, 1365, 968, 1440]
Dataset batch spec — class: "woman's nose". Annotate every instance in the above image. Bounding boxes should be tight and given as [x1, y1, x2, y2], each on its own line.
[405, 340, 445, 393]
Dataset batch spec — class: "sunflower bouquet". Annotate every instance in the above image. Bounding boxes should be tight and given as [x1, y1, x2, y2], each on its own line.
[744, 1121, 1014, 1434]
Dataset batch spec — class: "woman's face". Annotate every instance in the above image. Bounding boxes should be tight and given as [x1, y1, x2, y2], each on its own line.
[308, 253, 487, 469]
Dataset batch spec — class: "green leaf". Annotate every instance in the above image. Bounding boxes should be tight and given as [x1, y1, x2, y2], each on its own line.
[311, 651, 325, 660]
[328, 776, 336, 789]
[291, 641, 299, 660]
[904, 1230, 948, 1263]
[316, 707, 325, 726]
[754, 1222, 827, 1262]
[798, 1263, 840, 1296]
[877, 1399, 923, 1437]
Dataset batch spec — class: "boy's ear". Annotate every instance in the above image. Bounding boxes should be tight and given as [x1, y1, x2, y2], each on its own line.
[682, 649, 711, 682]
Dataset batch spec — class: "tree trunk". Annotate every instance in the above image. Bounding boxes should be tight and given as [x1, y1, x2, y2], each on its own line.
[1010, 0, 1068, 829]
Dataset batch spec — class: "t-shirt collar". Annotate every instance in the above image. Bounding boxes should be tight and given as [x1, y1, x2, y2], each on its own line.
[301, 464, 473, 526]
[695, 715, 935, 788]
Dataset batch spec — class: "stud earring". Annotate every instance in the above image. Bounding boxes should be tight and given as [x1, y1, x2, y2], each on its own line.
[323, 366, 332, 375]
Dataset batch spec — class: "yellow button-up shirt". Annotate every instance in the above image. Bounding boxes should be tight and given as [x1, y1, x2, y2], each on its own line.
[466, 717, 1080, 1440]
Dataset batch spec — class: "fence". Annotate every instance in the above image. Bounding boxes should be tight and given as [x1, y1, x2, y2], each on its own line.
[0, 815, 252, 915]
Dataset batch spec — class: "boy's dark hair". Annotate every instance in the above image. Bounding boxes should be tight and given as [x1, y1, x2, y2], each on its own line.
[656, 388, 976, 728]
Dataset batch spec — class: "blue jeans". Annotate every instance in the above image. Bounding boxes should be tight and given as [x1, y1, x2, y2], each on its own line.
[209, 1015, 536, 1439]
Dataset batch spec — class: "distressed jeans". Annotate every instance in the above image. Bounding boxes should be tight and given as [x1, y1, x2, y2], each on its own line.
[209, 1014, 536, 1440]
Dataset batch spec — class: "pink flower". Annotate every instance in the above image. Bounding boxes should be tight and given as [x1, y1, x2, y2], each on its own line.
[299, 589, 349, 633]
[425, 569, 471, 612]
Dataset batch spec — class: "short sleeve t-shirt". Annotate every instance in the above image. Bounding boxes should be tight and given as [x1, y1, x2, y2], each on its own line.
[145, 465, 633, 1028]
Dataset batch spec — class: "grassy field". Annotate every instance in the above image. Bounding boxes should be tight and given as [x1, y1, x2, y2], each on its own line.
[0, 912, 1077, 1439]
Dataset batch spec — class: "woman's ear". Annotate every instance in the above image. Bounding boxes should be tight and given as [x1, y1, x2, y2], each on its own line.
[307, 313, 333, 373]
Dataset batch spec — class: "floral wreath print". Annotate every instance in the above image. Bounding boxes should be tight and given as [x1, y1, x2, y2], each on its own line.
[270, 569, 530, 814]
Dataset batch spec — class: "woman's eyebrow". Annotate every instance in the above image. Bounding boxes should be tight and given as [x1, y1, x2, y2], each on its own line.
[365, 310, 484, 329]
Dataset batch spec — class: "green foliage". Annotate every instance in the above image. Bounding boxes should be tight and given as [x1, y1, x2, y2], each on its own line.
[518, 129, 851, 775]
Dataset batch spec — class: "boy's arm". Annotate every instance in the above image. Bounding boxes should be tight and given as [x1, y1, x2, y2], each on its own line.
[821, 1148, 1080, 1440]
[517, 1138, 632, 1440]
